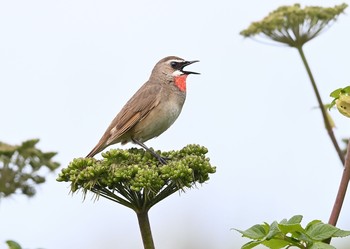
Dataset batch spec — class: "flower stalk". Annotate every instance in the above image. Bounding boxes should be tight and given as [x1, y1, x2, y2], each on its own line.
[137, 210, 155, 249]
[326, 141, 350, 244]
[241, 3, 347, 165]
[297, 46, 344, 165]
[240, 3, 349, 243]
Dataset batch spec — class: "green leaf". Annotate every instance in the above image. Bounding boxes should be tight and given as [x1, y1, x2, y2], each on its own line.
[262, 239, 291, 249]
[328, 98, 337, 110]
[306, 222, 339, 241]
[0, 139, 60, 199]
[342, 86, 350, 94]
[235, 224, 268, 239]
[278, 215, 306, 238]
[329, 86, 350, 112]
[241, 240, 262, 249]
[6, 240, 22, 249]
[279, 222, 305, 235]
[306, 220, 321, 230]
[43, 152, 58, 160]
[266, 221, 281, 239]
[286, 215, 303, 224]
[309, 241, 336, 249]
[332, 228, 350, 238]
[330, 88, 342, 98]
[236, 216, 350, 249]
[21, 139, 40, 149]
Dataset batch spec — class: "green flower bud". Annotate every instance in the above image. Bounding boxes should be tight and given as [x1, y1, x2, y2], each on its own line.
[57, 144, 216, 210]
[240, 3, 347, 48]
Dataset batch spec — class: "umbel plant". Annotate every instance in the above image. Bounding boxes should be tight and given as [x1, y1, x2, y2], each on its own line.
[0, 139, 60, 199]
[239, 3, 350, 248]
[57, 144, 216, 249]
[0, 139, 60, 249]
[240, 3, 347, 165]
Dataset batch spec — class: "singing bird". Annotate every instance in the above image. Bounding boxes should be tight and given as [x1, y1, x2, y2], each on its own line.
[86, 56, 199, 164]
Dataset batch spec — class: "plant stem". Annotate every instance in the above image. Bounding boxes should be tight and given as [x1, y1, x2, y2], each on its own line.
[136, 209, 155, 249]
[326, 141, 350, 243]
[296, 46, 345, 165]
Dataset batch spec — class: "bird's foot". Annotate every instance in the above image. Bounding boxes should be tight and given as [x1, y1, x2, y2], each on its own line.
[157, 155, 170, 165]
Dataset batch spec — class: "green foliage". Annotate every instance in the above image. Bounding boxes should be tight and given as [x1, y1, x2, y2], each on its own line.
[235, 215, 350, 249]
[329, 86, 350, 118]
[57, 144, 216, 212]
[5, 240, 44, 249]
[6, 240, 22, 249]
[0, 139, 60, 199]
[240, 3, 347, 48]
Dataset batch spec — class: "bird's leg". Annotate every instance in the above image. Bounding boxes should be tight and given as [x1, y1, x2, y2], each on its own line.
[132, 139, 168, 165]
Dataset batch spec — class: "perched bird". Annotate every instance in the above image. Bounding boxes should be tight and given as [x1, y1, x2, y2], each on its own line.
[86, 56, 199, 164]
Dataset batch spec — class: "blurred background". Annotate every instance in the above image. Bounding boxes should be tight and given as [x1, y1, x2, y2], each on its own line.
[1, 0, 349, 248]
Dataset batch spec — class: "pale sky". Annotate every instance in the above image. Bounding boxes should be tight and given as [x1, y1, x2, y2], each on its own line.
[1, 0, 350, 249]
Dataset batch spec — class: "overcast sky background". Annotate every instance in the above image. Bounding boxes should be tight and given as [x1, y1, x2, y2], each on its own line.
[1, 0, 350, 248]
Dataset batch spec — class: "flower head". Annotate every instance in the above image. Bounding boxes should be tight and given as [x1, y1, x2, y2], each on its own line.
[57, 144, 216, 211]
[240, 3, 348, 48]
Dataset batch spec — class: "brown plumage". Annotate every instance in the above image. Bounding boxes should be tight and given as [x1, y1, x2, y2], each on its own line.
[86, 56, 199, 164]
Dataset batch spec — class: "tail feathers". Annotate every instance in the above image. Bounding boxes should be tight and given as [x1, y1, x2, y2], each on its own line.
[86, 143, 105, 158]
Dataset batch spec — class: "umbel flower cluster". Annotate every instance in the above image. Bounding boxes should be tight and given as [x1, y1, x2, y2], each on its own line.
[240, 3, 347, 48]
[57, 144, 216, 212]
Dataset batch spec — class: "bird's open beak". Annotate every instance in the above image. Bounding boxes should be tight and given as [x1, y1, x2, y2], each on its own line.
[181, 60, 200, 75]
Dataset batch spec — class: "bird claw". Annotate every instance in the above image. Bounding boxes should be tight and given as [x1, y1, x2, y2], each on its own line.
[158, 156, 170, 165]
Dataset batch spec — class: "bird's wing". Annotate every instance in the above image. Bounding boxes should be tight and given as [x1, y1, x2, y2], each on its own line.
[105, 83, 162, 144]
[86, 83, 161, 157]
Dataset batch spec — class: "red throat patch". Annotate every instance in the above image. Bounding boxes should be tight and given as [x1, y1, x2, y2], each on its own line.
[174, 74, 188, 92]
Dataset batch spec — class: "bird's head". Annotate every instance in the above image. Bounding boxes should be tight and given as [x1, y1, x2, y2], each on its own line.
[151, 56, 199, 92]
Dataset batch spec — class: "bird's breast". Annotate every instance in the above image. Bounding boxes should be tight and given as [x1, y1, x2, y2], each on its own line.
[131, 93, 186, 142]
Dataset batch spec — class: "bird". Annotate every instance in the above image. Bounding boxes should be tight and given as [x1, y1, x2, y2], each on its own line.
[86, 56, 199, 164]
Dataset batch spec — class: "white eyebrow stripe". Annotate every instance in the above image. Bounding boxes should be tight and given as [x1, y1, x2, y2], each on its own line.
[167, 59, 184, 64]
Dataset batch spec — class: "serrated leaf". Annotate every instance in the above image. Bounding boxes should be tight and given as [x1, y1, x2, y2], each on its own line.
[5, 240, 22, 249]
[262, 238, 291, 249]
[293, 231, 313, 243]
[279, 219, 287, 224]
[306, 220, 322, 230]
[241, 240, 262, 249]
[266, 221, 282, 240]
[306, 222, 338, 241]
[235, 224, 268, 239]
[309, 241, 336, 249]
[277, 215, 305, 235]
[279, 223, 305, 235]
[286, 215, 302, 224]
[332, 228, 350, 238]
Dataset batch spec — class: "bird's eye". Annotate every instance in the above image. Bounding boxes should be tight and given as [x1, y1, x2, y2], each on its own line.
[170, 61, 178, 68]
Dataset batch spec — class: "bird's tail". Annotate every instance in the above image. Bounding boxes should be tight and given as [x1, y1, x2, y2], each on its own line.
[86, 142, 105, 158]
